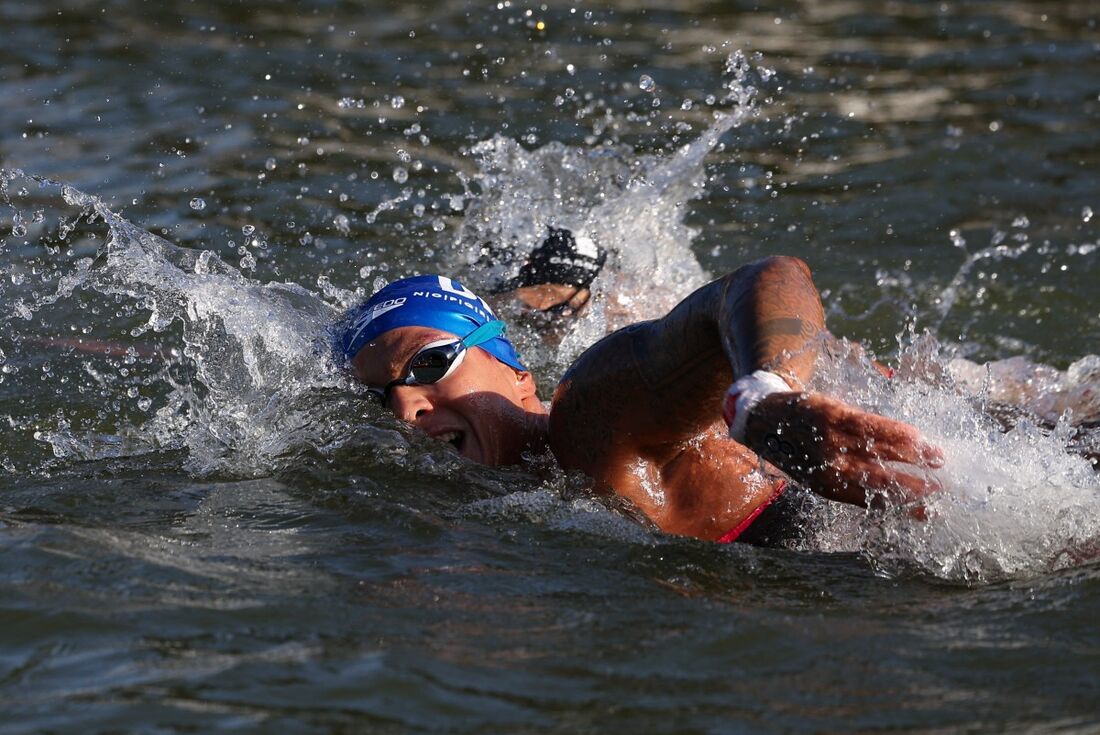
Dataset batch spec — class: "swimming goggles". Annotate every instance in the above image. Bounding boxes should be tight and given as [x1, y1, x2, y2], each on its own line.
[367, 319, 507, 405]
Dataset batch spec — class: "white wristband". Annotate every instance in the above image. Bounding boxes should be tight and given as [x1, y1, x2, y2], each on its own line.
[723, 370, 792, 443]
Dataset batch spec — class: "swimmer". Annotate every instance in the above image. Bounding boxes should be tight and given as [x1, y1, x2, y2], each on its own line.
[335, 249, 946, 544]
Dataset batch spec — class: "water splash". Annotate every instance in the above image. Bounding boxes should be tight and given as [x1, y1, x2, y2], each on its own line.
[806, 334, 1100, 583]
[1, 169, 350, 476]
[450, 51, 771, 373]
[932, 224, 1033, 331]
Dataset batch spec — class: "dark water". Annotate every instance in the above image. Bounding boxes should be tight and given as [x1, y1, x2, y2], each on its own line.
[2, 1, 1100, 732]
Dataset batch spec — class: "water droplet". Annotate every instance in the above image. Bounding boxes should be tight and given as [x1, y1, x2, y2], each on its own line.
[1083, 206, 1094, 223]
[334, 214, 350, 235]
[189, 197, 206, 211]
[639, 74, 656, 92]
[242, 224, 255, 236]
[393, 167, 408, 184]
[391, 95, 405, 109]
[265, 157, 277, 171]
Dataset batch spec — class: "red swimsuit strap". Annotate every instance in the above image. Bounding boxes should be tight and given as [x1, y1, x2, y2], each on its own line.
[716, 480, 787, 544]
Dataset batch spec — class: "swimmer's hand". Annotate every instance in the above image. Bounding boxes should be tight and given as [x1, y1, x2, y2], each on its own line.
[513, 284, 592, 315]
[744, 392, 944, 507]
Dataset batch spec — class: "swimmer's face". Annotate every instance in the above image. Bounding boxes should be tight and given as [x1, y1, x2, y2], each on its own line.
[350, 326, 545, 466]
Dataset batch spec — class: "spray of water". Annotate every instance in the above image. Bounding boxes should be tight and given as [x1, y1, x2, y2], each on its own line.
[801, 333, 1100, 582]
[450, 51, 770, 373]
[1, 169, 351, 476]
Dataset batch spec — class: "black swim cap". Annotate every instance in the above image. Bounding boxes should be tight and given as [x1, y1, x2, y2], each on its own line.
[503, 227, 607, 291]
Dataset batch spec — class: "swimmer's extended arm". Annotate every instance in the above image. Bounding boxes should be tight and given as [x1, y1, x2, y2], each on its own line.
[550, 256, 942, 525]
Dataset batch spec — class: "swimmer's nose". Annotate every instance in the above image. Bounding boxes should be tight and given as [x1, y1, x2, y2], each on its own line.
[388, 385, 432, 423]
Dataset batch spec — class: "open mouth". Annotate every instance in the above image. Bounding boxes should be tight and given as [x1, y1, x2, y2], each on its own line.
[435, 430, 465, 453]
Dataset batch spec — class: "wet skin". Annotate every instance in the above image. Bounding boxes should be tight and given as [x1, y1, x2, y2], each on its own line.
[351, 326, 549, 466]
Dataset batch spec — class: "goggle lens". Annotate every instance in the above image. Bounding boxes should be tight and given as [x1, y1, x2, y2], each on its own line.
[408, 345, 457, 384]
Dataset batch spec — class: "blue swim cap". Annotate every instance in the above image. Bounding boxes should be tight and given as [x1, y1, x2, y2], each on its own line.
[336, 274, 526, 371]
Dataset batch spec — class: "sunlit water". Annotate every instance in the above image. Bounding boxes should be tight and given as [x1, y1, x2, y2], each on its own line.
[2, 1, 1099, 732]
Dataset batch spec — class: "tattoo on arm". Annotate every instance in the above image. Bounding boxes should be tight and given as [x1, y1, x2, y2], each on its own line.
[758, 317, 810, 339]
[721, 257, 825, 384]
[761, 316, 805, 336]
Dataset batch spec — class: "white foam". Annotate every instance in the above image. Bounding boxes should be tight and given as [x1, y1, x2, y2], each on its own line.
[808, 338, 1100, 582]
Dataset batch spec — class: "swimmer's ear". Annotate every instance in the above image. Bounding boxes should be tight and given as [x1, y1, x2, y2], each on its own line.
[513, 368, 538, 400]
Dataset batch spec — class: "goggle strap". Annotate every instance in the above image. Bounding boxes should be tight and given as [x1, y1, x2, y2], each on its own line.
[460, 319, 506, 350]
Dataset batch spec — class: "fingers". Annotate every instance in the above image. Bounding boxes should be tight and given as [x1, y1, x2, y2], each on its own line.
[514, 284, 580, 311]
[864, 428, 944, 469]
[802, 452, 942, 507]
[859, 462, 943, 500]
[512, 284, 593, 315]
[833, 407, 944, 469]
[567, 287, 591, 313]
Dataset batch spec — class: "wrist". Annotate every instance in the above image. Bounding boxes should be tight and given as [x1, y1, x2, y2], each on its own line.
[722, 370, 791, 443]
